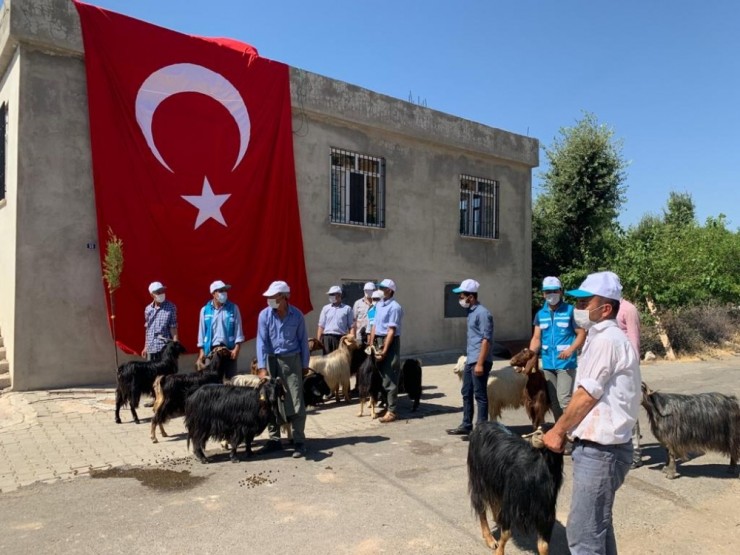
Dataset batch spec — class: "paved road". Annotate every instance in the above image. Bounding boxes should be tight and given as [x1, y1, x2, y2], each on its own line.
[0, 356, 738, 554]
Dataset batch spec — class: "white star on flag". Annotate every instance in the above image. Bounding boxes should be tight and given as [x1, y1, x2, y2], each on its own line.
[182, 177, 231, 229]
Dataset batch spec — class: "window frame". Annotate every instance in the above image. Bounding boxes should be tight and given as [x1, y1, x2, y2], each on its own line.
[459, 174, 499, 240]
[330, 147, 385, 228]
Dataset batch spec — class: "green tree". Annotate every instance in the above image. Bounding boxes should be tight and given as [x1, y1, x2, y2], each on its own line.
[663, 191, 695, 228]
[533, 112, 628, 285]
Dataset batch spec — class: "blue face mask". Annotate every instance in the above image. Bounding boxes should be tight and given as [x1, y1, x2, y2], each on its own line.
[216, 292, 227, 304]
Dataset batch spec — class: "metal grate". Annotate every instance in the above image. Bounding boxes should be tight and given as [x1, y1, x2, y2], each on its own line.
[459, 174, 499, 239]
[330, 148, 385, 227]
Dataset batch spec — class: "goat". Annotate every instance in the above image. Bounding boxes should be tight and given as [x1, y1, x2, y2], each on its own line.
[356, 346, 384, 418]
[309, 333, 359, 402]
[468, 422, 564, 555]
[304, 370, 331, 407]
[512, 348, 550, 430]
[149, 346, 229, 443]
[250, 357, 259, 375]
[230, 374, 262, 388]
[114, 340, 186, 424]
[308, 337, 326, 355]
[641, 382, 740, 479]
[185, 379, 284, 463]
[400, 358, 423, 411]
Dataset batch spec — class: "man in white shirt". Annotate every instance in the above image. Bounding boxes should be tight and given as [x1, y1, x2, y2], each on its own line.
[543, 271, 641, 555]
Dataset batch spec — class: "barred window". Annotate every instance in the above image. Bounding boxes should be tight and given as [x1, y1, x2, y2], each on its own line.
[330, 148, 385, 227]
[459, 175, 499, 239]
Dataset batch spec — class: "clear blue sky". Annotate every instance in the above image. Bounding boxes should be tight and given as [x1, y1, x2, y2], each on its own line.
[87, 0, 740, 229]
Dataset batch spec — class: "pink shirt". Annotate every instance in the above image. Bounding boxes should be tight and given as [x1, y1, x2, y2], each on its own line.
[616, 299, 641, 358]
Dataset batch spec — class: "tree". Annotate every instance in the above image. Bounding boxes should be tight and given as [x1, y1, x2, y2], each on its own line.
[663, 191, 695, 228]
[103, 227, 124, 369]
[533, 112, 628, 285]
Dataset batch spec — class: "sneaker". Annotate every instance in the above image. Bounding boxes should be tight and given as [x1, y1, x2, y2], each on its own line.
[446, 426, 472, 436]
[258, 440, 283, 454]
[379, 411, 397, 423]
[631, 458, 643, 469]
[292, 444, 306, 458]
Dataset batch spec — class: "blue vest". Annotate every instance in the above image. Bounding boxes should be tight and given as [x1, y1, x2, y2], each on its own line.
[202, 300, 237, 354]
[535, 302, 577, 370]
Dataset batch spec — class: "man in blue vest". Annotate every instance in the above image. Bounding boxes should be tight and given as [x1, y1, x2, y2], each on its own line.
[529, 276, 586, 439]
[197, 279, 245, 380]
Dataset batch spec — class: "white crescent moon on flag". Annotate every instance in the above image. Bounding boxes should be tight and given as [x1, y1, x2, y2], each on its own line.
[135, 63, 251, 172]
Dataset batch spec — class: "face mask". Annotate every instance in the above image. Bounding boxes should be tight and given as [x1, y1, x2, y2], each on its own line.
[459, 299, 471, 309]
[329, 295, 340, 304]
[154, 293, 165, 303]
[545, 293, 560, 306]
[574, 305, 606, 330]
[267, 298, 279, 309]
[216, 292, 227, 304]
[365, 291, 373, 299]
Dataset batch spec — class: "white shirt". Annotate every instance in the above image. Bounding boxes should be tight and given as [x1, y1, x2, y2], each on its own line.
[570, 319, 641, 445]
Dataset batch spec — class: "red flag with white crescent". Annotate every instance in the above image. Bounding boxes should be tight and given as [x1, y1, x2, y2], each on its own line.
[74, 1, 312, 354]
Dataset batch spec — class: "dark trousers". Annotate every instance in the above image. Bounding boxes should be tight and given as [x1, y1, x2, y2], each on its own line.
[208, 346, 237, 380]
[322, 334, 342, 354]
[146, 351, 163, 362]
[375, 336, 401, 413]
[461, 361, 492, 430]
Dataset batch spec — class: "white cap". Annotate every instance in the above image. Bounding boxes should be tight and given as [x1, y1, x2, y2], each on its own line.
[209, 280, 232, 294]
[377, 278, 396, 292]
[148, 281, 166, 294]
[567, 271, 623, 301]
[326, 285, 342, 295]
[371, 290, 383, 300]
[452, 279, 480, 294]
[263, 280, 290, 296]
[542, 276, 562, 291]
[363, 282, 376, 291]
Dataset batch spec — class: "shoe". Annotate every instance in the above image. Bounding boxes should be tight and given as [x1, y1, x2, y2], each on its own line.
[143, 401, 154, 408]
[631, 458, 643, 469]
[379, 411, 397, 423]
[258, 440, 283, 454]
[446, 426, 472, 436]
[292, 444, 306, 458]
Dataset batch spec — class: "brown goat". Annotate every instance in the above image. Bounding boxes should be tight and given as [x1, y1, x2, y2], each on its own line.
[512, 348, 550, 431]
[308, 337, 326, 355]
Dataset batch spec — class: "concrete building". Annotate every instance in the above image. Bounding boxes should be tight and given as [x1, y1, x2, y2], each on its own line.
[0, 0, 537, 390]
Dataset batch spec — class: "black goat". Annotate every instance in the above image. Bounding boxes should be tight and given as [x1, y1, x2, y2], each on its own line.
[641, 382, 740, 479]
[356, 346, 384, 418]
[468, 422, 563, 555]
[185, 379, 284, 463]
[400, 358, 422, 411]
[304, 371, 331, 407]
[149, 347, 229, 443]
[114, 340, 186, 424]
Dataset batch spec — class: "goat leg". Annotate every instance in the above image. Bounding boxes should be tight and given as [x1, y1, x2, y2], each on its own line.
[665, 449, 677, 479]
[495, 528, 511, 555]
[230, 436, 240, 463]
[343, 379, 351, 403]
[357, 397, 364, 417]
[370, 396, 377, 420]
[159, 422, 168, 438]
[244, 433, 255, 458]
[115, 389, 123, 424]
[150, 419, 159, 443]
[478, 513, 497, 550]
[536, 536, 550, 555]
[130, 388, 141, 424]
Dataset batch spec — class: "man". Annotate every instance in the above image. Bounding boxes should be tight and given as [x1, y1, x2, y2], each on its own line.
[446, 279, 494, 437]
[142, 281, 178, 361]
[367, 289, 383, 333]
[617, 297, 643, 468]
[317, 285, 354, 353]
[543, 271, 641, 555]
[352, 282, 376, 339]
[529, 276, 586, 436]
[196, 280, 245, 380]
[368, 278, 403, 423]
[256, 280, 310, 458]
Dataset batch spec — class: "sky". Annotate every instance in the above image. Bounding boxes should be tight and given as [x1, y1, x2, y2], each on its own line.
[85, 0, 740, 229]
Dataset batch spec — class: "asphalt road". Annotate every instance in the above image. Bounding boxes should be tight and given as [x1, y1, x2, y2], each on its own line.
[0, 357, 738, 554]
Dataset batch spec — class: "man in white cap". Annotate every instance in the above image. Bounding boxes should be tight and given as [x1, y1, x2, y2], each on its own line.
[256, 280, 310, 458]
[543, 271, 641, 555]
[196, 280, 245, 380]
[366, 289, 384, 332]
[446, 279, 494, 437]
[317, 285, 354, 354]
[368, 278, 404, 423]
[352, 282, 376, 341]
[142, 281, 178, 361]
[528, 276, 586, 437]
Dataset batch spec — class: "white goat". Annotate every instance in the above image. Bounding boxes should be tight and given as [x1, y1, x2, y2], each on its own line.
[309, 334, 359, 402]
[229, 374, 263, 388]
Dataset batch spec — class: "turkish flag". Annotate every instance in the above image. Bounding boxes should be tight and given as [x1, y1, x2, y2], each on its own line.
[75, 2, 312, 354]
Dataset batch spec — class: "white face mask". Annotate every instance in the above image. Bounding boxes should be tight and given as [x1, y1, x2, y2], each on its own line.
[329, 295, 340, 304]
[365, 291, 374, 299]
[153, 293, 165, 303]
[545, 293, 561, 306]
[459, 299, 471, 309]
[216, 292, 228, 304]
[267, 298, 279, 309]
[574, 305, 606, 330]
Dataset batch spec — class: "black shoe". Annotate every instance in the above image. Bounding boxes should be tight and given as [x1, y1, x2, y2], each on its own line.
[631, 459, 643, 469]
[446, 426, 472, 436]
[258, 440, 283, 454]
[292, 444, 306, 459]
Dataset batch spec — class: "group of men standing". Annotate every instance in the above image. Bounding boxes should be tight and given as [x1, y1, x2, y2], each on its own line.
[141, 277, 404, 457]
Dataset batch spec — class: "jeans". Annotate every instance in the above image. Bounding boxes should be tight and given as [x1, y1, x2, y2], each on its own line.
[543, 368, 575, 421]
[568, 440, 632, 555]
[266, 353, 306, 444]
[460, 361, 492, 430]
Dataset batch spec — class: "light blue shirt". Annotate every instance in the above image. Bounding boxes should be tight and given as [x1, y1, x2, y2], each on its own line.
[373, 297, 403, 336]
[197, 301, 244, 349]
[465, 303, 494, 364]
[318, 302, 353, 335]
[256, 304, 309, 369]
